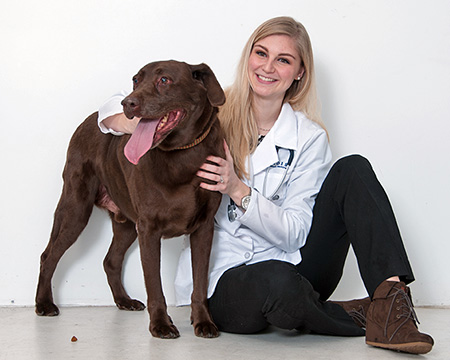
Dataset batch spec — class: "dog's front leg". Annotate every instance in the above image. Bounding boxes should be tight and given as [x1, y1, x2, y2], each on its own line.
[190, 221, 219, 338]
[138, 224, 179, 339]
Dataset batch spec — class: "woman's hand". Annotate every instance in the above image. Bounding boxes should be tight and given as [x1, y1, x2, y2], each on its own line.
[197, 140, 250, 206]
[102, 113, 140, 134]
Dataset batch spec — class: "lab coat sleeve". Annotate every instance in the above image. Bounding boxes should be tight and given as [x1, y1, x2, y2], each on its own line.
[97, 90, 130, 135]
[238, 129, 331, 253]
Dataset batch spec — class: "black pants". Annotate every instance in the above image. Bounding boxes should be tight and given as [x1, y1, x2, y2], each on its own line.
[208, 155, 414, 335]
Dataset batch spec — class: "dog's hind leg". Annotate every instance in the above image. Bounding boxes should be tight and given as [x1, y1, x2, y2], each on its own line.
[103, 219, 145, 311]
[35, 165, 99, 316]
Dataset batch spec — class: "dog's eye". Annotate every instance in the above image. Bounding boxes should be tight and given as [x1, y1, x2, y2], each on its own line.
[157, 76, 172, 86]
[132, 76, 139, 89]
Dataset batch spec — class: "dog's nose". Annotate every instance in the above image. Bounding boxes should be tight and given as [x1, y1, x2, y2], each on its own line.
[122, 96, 140, 110]
[121, 97, 141, 118]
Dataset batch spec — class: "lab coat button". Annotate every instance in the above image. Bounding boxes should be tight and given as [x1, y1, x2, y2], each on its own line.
[272, 195, 279, 200]
[244, 252, 251, 259]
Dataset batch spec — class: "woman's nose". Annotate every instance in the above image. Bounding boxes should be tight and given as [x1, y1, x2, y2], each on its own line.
[262, 59, 275, 73]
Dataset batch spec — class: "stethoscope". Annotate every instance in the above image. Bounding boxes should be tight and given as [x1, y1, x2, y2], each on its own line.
[228, 147, 295, 222]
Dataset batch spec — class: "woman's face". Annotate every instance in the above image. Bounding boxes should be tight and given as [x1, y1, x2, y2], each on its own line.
[248, 34, 303, 103]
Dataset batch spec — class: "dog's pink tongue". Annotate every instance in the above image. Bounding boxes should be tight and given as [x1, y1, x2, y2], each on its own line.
[124, 119, 158, 165]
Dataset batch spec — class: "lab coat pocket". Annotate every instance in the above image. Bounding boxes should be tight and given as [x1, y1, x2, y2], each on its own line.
[261, 166, 289, 204]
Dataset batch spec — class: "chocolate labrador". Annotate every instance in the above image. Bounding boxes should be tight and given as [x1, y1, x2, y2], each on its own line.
[35, 60, 225, 339]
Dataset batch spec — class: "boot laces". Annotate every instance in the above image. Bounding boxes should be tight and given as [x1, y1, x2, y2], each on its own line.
[348, 305, 367, 328]
[384, 285, 420, 341]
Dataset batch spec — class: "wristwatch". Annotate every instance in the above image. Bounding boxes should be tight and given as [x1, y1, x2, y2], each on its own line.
[241, 188, 252, 211]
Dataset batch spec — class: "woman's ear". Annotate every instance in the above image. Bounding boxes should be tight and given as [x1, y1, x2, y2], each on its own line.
[296, 68, 305, 81]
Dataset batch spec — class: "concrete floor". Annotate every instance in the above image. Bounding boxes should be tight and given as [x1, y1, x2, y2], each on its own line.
[0, 306, 448, 360]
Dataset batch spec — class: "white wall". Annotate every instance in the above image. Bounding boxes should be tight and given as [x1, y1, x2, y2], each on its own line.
[1, 0, 449, 308]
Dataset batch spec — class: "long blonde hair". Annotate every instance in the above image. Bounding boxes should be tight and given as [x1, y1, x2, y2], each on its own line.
[219, 16, 326, 179]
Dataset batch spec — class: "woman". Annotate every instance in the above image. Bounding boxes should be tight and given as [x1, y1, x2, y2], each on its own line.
[98, 17, 433, 354]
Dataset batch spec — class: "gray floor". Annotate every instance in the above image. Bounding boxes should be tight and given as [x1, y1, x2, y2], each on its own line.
[0, 306, 448, 360]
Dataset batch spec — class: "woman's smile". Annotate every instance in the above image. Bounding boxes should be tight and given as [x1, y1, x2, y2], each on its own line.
[256, 74, 277, 82]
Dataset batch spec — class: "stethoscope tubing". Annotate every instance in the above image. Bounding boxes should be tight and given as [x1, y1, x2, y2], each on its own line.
[263, 147, 295, 199]
[228, 148, 294, 222]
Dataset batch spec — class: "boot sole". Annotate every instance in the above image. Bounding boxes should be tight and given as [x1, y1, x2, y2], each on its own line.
[366, 340, 432, 354]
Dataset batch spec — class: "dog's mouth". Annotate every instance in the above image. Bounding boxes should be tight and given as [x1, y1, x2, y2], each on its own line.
[124, 109, 184, 165]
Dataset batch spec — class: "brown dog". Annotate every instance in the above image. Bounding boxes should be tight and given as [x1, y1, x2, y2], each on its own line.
[35, 60, 225, 339]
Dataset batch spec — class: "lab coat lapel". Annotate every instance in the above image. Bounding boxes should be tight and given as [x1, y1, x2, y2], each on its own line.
[251, 104, 298, 176]
[251, 134, 279, 176]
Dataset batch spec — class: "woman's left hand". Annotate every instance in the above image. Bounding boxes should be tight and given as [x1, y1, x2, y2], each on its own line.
[197, 140, 250, 206]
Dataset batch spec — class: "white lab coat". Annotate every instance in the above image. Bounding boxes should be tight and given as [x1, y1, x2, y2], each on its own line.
[97, 90, 131, 136]
[174, 103, 332, 306]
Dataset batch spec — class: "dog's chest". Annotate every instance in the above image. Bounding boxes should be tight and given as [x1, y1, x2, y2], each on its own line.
[109, 145, 217, 237]
[127, 177, 210, 236]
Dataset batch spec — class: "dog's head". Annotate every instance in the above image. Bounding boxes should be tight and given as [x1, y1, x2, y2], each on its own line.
[121, 60, 225, 164]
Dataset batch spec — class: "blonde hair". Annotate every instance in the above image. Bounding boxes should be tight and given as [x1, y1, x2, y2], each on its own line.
[219, 16, 326, 178]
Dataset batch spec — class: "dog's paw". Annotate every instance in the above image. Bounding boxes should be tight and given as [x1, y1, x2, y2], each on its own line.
[35, 302, 60, 317]
[150, 322, 180, 339]
[116, 299, 146, 311]
[194, 321, 220, 338]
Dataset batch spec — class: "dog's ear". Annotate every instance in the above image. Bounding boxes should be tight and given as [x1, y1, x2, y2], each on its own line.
[191, 63, 226, 107]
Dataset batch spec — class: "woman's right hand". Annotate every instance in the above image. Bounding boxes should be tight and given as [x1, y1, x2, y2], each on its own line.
[196, 140, 250, 207]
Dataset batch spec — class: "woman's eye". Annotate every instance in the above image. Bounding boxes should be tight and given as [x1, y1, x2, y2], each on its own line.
[256, 51, 267, 57]
[278, 58, 290, 64]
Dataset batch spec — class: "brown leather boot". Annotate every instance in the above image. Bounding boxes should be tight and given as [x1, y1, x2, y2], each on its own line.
[366, 280, 434, 354]
[332, 297, 371, 328]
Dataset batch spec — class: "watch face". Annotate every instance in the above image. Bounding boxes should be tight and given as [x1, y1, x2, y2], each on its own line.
[242, 195, 251, 210]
